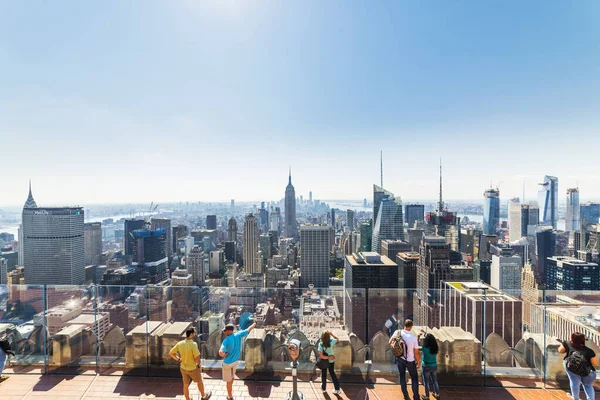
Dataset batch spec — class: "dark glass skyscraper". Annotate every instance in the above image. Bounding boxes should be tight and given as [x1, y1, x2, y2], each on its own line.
[206, 215, 217, 230]
[581, 202, 600, 225]
[536, 227, 556, 282]
[284, 169, 297, 239]
[538, 175, 558, 230]
[373, 184, 393, 229]
[405, 204, 425, 229]
[483, 188, 500, 235]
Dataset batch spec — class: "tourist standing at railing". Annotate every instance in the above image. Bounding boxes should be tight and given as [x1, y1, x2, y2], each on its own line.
[318, 330, 341, 394]
[558, 332, 598, 400]
[219, 321, 256, 400]
[384, 308, 401, 337]
[418, 331, 440, 400]
[169, 327, 212, 400]
[390, 319, 420, 400]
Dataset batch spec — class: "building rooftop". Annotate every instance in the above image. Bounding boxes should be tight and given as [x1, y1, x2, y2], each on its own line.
[345, 252, 396, 266]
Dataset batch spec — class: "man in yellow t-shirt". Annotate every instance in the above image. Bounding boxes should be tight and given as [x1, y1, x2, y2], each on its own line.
[169, 327, 212, 400]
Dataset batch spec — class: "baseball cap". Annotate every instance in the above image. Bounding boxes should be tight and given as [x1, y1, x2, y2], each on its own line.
[222, 324, 235, 332]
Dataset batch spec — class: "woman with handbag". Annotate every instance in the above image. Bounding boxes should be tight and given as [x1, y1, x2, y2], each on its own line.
[317, 330, 341, 394]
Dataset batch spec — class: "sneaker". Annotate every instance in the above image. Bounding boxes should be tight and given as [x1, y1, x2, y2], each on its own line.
[333, 389, 341, 395]
[421, 396, 430, 400]
[322, 389, 327, 393]
[201, 391, 212, 400]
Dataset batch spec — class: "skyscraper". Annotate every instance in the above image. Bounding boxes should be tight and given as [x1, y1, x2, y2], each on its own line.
[371, 197, 404, 253]
[359, 220, 372, 252]
[566, 188, 580, 233]
[22, 186, 85, 285]
[124, 219, 146, 256]
[414, 236, 450, 327]
[206, 215, 217, 230]
[243, 213, 261, 275]
[187, 245, 206, 286]
[346, 209, 355, 230]
[508, 198, 522, 242]
[300, 225, 332, 288]
[536, 227, 556, 282]
[228, 217, 238, 242]
[508, 200, 539, 242]
[84, 222, 102, 265]
[483, 187, 500, 235]
[373, 184, 393, 229]
[405, 204, 425, 229]
[581, 202, 600, 225]
[538, 175, 558, 230]
[151, 218, 173, 262]
[545, 256, 600, 290]
[284, 169, 298, 239]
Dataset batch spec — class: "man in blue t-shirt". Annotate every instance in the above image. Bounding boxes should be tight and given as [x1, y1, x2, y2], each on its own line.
[219, 322, 256, 400]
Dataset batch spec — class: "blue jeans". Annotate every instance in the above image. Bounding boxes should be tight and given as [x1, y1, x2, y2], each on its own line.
[422, 365, 439, 397]
[0, 350, 6, 376]
[564, 360, 596, 400]
[397, 357, 419, 400]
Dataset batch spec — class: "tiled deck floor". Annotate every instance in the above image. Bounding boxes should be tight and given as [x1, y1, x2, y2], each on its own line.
[0, 373, 576, 400]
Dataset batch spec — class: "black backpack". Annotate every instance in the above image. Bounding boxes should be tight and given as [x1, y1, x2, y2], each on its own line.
[566, 348, 591, 377]
[0, 338, 15, 356]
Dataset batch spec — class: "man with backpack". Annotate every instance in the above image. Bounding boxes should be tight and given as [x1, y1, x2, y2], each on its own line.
[383, 308, 401, 337]
[389, 319, 420, 400]
[558, 332, 598, 400]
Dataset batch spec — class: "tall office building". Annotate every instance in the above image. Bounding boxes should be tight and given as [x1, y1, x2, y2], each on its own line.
[373, 185, 394, 229]
[565, 188, 580, 233]
[151, 218, 172, 262]
[359, 221, 372, 252]
[371, 197, 404, 253]
[509, 200, 539, 242]
[270, 207, 282, 234]
[491, 254, 522, 291]
[414, 236, 450, 327]
[545, 256, 600, 290]
[380, 239, 411, 261]
[257, 202, 269, 232]
[284, 169, 298, 239]
[405, 204, 425, 229]
[84, 222, 102, 265]
[187, 245, 206, 286]
[330, 209, 336, 229]
[581, 202, 600, 225]
[483, 187, 500, 235]
[243, 214, 262, 275]
[538, 175, 558, 230]
[344, 252, 398, 343]
[228, 217, 238, 242]
[346, 209, 355, 230]
[124, 219, 146, 256]
[299, 225, 332, 288]
[22, 187, 85, 285]
[206, 215, 217, 230]
[536, 227, 556, 282]
[0, 258, 7, 285]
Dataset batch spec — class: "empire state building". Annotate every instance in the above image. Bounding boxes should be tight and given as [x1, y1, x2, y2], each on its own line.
[285, 169, 298, 239]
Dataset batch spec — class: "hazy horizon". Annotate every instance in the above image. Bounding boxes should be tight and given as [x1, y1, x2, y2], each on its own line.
[2, 1, 599, 205]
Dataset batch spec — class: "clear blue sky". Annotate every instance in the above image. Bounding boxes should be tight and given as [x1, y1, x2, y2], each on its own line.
[1, 1, 599, 206]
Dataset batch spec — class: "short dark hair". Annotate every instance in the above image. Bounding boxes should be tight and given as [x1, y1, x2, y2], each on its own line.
[186, 328, 196, 338]
[404, 319, 413, 328]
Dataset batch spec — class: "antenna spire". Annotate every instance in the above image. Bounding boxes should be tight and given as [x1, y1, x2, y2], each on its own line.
[380, 151, 383, 188]
[288, 167, 291, 185]
[438, 158, 444, 212]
